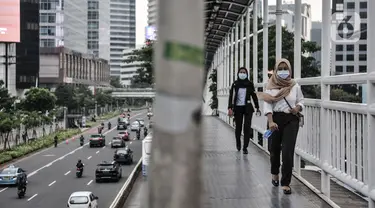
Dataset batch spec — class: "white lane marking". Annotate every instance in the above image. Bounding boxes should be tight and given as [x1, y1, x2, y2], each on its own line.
[27, 193, 38, 201]
[87, 156, 92, 160]
[96, 151, 100, 154]
[87, 180, 93, 185]
[48, 181, 56, 186]
[28, 171, 38, 177]
[109, 142, 111, 145]
[0, 187, 8, 193]
[64, 171, 71, 175]
[102, 146, 106, 149]
[129, 142, 132, 144]
[42, 154, 55, 157]
[44, 162, 53, 167]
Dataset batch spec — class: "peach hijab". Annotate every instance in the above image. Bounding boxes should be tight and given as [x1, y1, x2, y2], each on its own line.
[257, 58, 296, 103]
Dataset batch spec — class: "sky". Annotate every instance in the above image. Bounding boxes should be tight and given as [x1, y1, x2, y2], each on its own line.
[135, 0, 322, 45]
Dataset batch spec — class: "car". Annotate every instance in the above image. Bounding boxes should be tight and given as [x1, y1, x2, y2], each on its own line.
[147, 112, 153, 117]
[130, 121, 140, 131]
[95, 161, 122, 182]
[67, 191, 98, 208]
[117, 131, 130, 141]
[117, 121, 127, 130]
[0, 165, 27, 185]
[113, 148, 133, 164]
[89, 134, 106, 147]
[111, 136, 125, 148]
[136, 119, 145, 127]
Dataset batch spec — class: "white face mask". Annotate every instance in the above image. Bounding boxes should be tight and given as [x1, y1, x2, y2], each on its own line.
[238, 73, 247, 80]
[277, 70, 290, 79]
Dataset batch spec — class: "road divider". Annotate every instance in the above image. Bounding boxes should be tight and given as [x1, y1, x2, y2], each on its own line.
[108, 158, 142, 208]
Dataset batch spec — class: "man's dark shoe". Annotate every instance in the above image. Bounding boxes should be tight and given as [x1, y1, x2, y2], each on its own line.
[243, 149, 248, 154]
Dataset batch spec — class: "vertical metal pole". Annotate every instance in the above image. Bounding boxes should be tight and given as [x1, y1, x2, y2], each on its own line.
[223, 37, 227, 89]
[320, 0, 331, 198]
[240, 17, 244, 67]
[230, 28, 235, 84]
[263, 0, 269, 87]
[276, 0, 282, 60]
[63, 107, 67, 129]
[294, 0, 302, 79]
[253, 0, 258, 84]
[234, 22, 239, 77]
[149, 0, 204, 207]
[246, 8, 250, 71]
[367, 0, 375, 206]
[226, 35, 230, 88]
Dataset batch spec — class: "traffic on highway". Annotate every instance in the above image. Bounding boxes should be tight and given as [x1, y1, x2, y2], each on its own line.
[0, 109, 150, 208]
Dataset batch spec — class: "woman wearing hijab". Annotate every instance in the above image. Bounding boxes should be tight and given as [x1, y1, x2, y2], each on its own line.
[258, 58, 304, 195]
[228, 67, 260, 154]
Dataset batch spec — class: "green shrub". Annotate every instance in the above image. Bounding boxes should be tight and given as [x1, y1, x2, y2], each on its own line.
[0, 129, 80, 164]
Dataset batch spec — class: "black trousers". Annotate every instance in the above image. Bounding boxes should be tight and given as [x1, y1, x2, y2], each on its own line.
[234, 106, 253, 150]
[268, 112, 299, 186]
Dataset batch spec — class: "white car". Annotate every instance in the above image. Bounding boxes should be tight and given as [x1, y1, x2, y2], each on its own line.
[67, 191, 98, 208]
[130, 121, 140, 131]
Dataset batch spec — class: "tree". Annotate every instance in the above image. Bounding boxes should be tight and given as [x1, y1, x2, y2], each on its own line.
[0, 112, 18, 149]
[95, 89, 112, 107]
[208, 69, 218, 111]
[124, 40, 154, 87]
[21, 88, 57, 113]
[0, 80, 16, 112]
[54, 84, 78, 109]
[22, 111, 41, 139]
[110, 76, 123, 88]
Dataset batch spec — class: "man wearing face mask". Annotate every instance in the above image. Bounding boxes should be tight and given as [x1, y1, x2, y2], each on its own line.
[228, 67, 260, 154]
[257, 58, 305, 195]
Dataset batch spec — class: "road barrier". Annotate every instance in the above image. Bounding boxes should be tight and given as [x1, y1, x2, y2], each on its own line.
[108, 158, 142, 208]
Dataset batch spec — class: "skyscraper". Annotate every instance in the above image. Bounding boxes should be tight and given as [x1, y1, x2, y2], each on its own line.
[147, 0, 157, 26]
[109, 0, 136, 77]
[39, 0, 88, 53]
[331, 0, 367, 75]
[88, 0, 110, 61]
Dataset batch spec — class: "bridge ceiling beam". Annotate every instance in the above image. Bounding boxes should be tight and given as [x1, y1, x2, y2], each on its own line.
[205, 0, 254, 70]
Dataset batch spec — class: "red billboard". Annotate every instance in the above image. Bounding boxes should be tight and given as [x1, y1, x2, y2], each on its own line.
[0, 0, 20, 43]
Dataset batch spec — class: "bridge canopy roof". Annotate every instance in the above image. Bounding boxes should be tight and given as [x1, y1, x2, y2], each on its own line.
[205, 0, 253, 70]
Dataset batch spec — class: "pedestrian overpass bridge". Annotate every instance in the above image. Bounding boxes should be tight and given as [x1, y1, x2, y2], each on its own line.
[111, 88, 155, 98]
[122, 0, 375, 207]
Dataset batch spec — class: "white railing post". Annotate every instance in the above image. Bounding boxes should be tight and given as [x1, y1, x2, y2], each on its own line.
[240, 16, 244, 67]
[234, 22, 239, 77]
[293, 0, 302, 176]
[253, 0, 258, 84]
[148, 0, 204, 207]
[262, 0, 269, 86]
[226, 35, 230, 89]
[246, 7, 250, 71]
[320, 0, 331, 198]
[275, 0, 282, 60]
[367, 0, 375, 206]
[231, 28, 235, 85]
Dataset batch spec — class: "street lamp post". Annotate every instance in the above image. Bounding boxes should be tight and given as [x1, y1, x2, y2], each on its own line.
[148, 0, 204, 208]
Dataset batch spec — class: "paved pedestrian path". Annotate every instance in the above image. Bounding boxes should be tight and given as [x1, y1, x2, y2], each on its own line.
[124, 116, 333, 208]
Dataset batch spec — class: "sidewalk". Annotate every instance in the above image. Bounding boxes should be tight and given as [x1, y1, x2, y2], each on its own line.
[124, 116, 331, 208]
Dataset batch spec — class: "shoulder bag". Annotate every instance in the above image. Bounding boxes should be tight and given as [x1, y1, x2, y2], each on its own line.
[283, 97, 304, 127]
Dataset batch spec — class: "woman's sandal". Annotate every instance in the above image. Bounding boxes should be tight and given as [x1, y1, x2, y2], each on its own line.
[271, 175, 279, 187]
[282, 186, 292, 195]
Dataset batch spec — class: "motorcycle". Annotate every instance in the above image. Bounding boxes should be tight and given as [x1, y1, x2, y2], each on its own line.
[80, 140, 84, 146]
[17, 187, 26, 198]
[76, 167, 83, 178]
[108, 122, 112, 130]
[136, 131, 140, 140]
[144, 130, 148, 137]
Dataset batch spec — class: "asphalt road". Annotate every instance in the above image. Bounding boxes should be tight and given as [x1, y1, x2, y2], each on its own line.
[0, 110, 149, 208]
